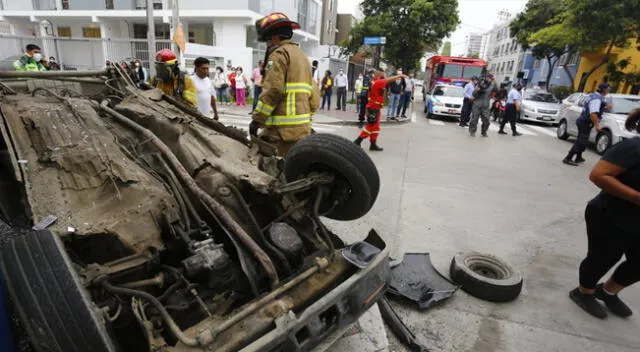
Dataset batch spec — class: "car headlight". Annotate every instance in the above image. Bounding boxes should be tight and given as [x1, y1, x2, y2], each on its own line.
[432, 101, 444, 107]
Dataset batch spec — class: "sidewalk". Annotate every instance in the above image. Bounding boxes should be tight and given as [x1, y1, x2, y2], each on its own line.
[218, 102, 412, 126]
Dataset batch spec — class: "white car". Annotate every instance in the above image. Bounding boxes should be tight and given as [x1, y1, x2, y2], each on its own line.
[520, 89, 563, 125]
[424, 85, 465, 120]
[556, 93, 640, 154]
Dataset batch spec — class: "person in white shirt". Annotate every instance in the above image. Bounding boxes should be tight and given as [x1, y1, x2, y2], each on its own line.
[191, 57, 219, 120]
[335, 68, 349, 111]
[312, 60, 320, 85]
[212, 66, 231, 105]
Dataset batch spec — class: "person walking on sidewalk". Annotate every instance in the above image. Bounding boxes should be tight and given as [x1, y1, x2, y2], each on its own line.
[386, 69, 404, 120]
[354, 68, 407, 151]
[213, 67, 230, 105]
[320, 70, 333, 110]
[459, 76, 477, 127]
[498, 82, 524, 137]
[234, 67, 249, 106]
[249, 60, 264, 114]
[191, 57, 220, 120]
[358, 70, 373, 126]
[354, 73, 364, 113]
[469, 74, 498, 137]
[568, 108, 640, 320]
[397, 72, 415, 118]
[563, 83, 611, 166]
[335, 68, 348, 111]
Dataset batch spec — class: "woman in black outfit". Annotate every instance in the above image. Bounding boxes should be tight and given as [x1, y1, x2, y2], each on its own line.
[570, 107, 640, 319]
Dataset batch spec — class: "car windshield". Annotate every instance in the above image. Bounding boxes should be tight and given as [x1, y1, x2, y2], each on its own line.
[610, 97, 640, 115]
[525, 92, 558, 103]
[462, 66, 484, 79]
[432, 86, 464, 97]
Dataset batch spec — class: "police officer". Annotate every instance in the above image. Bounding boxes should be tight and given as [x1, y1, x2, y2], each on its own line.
[13, 44, 46, 72]
[498, 82, 524, 136]
[469, 74, 498, 137]
[150, 49, 198, 108]
[250, 12, 320, 157]
[459, 76, 478, 127]
[358, 69, 374, 127]
[563, 83, 611, 166]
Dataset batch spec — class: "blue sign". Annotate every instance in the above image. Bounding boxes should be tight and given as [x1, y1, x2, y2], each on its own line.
[364, 36, 386, 45]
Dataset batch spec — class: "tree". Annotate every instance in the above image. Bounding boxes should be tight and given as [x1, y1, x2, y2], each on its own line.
[441, 41, 452, 56]
[566, 0, 640, 91]
[469, 53, 479, 59]
[340, 0, 459, 71]
[509, 0, 572, 90]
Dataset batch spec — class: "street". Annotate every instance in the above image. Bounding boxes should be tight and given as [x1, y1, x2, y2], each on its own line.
[217, 99, 640, 351]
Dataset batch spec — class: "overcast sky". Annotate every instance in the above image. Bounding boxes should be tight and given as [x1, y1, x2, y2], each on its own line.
[338, 0, 528, 56]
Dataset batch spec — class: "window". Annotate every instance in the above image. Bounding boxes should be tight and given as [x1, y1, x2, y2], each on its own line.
[105, 0, 114, 9]
[82, 27, 101, 38]
[441, 64, 463, 78]
[62, 0, 69, 9]
[308, 2, 318, 34]
[57, 27, 71, 37]
[153, 2, 162, 9]
[298, 0, 308, 31]
[567, 52, 579, 66]
[329, 0, 333, 11]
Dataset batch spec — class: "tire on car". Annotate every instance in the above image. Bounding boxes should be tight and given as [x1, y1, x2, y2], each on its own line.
[285, 133, 380, 221]
[595, 130, 612, 155]
[0, 230, 114, 352]
[449, 252, 523, 303]
[556, 119, 569, 140]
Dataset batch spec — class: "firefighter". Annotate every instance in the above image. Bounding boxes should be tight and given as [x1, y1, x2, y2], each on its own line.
[13, 44, 47, 72]
[249, 12, 320, 157]
[150, 49, 197, 108]
[353, 68, 407, 151]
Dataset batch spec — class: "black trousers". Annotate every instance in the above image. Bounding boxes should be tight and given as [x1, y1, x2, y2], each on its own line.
[460, 97, 473, 124]
[567, 120, 592, 159]
[579, 203, 640, 289]
[499, 104, 518, 133]
[358, 91, 369, 121]
[336, 87, 347, 110]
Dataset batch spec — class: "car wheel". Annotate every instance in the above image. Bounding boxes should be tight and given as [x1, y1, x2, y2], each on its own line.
[449, 252, 523, 302]
[285, 133, 379, 221]
[0, 229, 114, 352]
[595, 130, 612, 155]
[556, 119, 569, 140]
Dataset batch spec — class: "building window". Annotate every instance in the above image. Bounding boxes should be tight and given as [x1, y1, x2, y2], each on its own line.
[567, 52, 579, 65]
[153, 2, 162, 9]
[297, 0, 308, 31]
[82, 27, 101, 38]
[308, 2, 318, 34]
[57, 27, 72, 37]
[62, 0, 69, 9]
[105, 0, 114, 9]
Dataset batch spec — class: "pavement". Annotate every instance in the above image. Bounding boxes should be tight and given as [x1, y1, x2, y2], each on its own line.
[218, 96, 640, 352]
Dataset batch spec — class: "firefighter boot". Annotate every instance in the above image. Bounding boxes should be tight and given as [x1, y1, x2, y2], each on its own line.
[353, 137, 363, 146]
[369, 142, 384, 151]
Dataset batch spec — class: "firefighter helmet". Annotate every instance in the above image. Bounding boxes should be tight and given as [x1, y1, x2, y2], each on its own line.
[255, 12, 300, 41]
[155, 49, 177, 65]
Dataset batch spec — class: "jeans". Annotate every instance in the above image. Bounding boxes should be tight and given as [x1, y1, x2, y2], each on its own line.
[252, 85, 262, 111]
[579, 203, 640, 289]
[216, 87, 229, 104]
[397, 91, 412, 116]
[321, 91, 332, 109]
[336, 87, 347, 110]
[387, 93, 401, 117]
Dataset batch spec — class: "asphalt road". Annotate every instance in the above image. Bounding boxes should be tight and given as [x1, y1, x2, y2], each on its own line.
[320, 100, 640, 351]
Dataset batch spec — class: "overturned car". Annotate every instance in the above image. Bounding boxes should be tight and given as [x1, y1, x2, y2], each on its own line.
[0, 68, 388, 352]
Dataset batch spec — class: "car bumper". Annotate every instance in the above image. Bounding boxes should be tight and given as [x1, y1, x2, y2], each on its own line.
[522, 111, 560, 124]
[432, 106, 462, 117]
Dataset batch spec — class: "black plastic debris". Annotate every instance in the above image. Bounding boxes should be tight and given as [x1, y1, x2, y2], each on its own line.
[387, 253, 458, 310]
[341, 241, 382, 269]
[378, 296, 429, 352]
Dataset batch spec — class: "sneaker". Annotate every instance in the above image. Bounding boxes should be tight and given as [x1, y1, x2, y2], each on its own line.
[569, 288, 607, 319]
[390, 117, 397, 121]
[498, 130, 507, 135]
[513, 132, 523, 137]
[575, 157, 586, 163]
[563, 158, 579, 166]
[401, 114, 407, 118]
[595, 284, 633, 317]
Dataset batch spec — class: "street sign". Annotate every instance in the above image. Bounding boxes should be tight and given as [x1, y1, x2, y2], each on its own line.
[364, 36, 386, 45]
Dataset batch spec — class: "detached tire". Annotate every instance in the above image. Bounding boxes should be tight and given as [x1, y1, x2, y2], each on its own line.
[0, 230, 114, 352]
[285, 133, 380, 221]
[449, 252, 523, 302]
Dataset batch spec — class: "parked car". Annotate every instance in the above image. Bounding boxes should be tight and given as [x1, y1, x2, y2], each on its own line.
[556, 93, 640, 154]
[0, 69, 389, 352]
[519, 88, 563, 125]
[424, 84, 465, 120]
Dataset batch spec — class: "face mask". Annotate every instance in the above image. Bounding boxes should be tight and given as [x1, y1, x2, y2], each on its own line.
[358, 76, 363, 80]
[33, 53, 43, 61]
[236, 71, 241, 75]
[135, 62, 140, 67]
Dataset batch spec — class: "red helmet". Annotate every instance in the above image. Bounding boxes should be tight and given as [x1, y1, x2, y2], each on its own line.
[255, 12, 300, 41]
[155, 49, 177, 64]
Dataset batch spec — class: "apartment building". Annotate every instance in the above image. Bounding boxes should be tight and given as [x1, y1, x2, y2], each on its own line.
[464, 32, 484, 58]
[319, 0, 336, 45]
[0, 0, 324, 72]
[484, 10, 524, 84]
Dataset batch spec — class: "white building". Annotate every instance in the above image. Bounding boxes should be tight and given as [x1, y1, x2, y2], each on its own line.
[484, 9, 524, 84]
[464, 32, 484, 58]
[0, 0, 326, 73]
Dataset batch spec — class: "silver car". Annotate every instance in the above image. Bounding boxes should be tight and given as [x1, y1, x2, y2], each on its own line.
[519, 89, 563, 125]
[556, 93, 640, 154]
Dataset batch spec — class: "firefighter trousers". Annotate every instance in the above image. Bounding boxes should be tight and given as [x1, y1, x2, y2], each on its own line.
[359, 111, 381, 142]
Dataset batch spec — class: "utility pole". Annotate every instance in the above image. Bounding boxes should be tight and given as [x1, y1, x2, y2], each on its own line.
[146, 0, 156, 75]
[170, 0, 184, 69]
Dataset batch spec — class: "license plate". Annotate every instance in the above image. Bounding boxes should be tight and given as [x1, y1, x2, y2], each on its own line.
[448, 109, 457, 113]
[542, 116, 552, 120]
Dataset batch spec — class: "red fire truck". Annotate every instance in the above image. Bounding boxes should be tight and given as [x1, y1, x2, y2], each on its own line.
[423, 56, 487, 93]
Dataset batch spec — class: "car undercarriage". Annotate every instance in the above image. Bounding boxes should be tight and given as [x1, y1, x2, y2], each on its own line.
[0, 67, 388, 352]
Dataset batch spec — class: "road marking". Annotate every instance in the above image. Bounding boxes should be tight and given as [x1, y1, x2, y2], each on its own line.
[521, 124, 557, 137]
[487, 123, 536, 135]
[411, 111, 416, 122]
[427, 119, 445, 126]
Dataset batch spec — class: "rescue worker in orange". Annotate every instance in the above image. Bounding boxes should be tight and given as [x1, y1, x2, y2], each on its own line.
[354, 68, 407, 151]
[150, 49, 197, 108]
[249, 13, 320, 157]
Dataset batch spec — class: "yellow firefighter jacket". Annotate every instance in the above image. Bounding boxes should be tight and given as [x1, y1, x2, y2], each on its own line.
[150, 73, 197, 108]
[252, 40, 320, 142]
